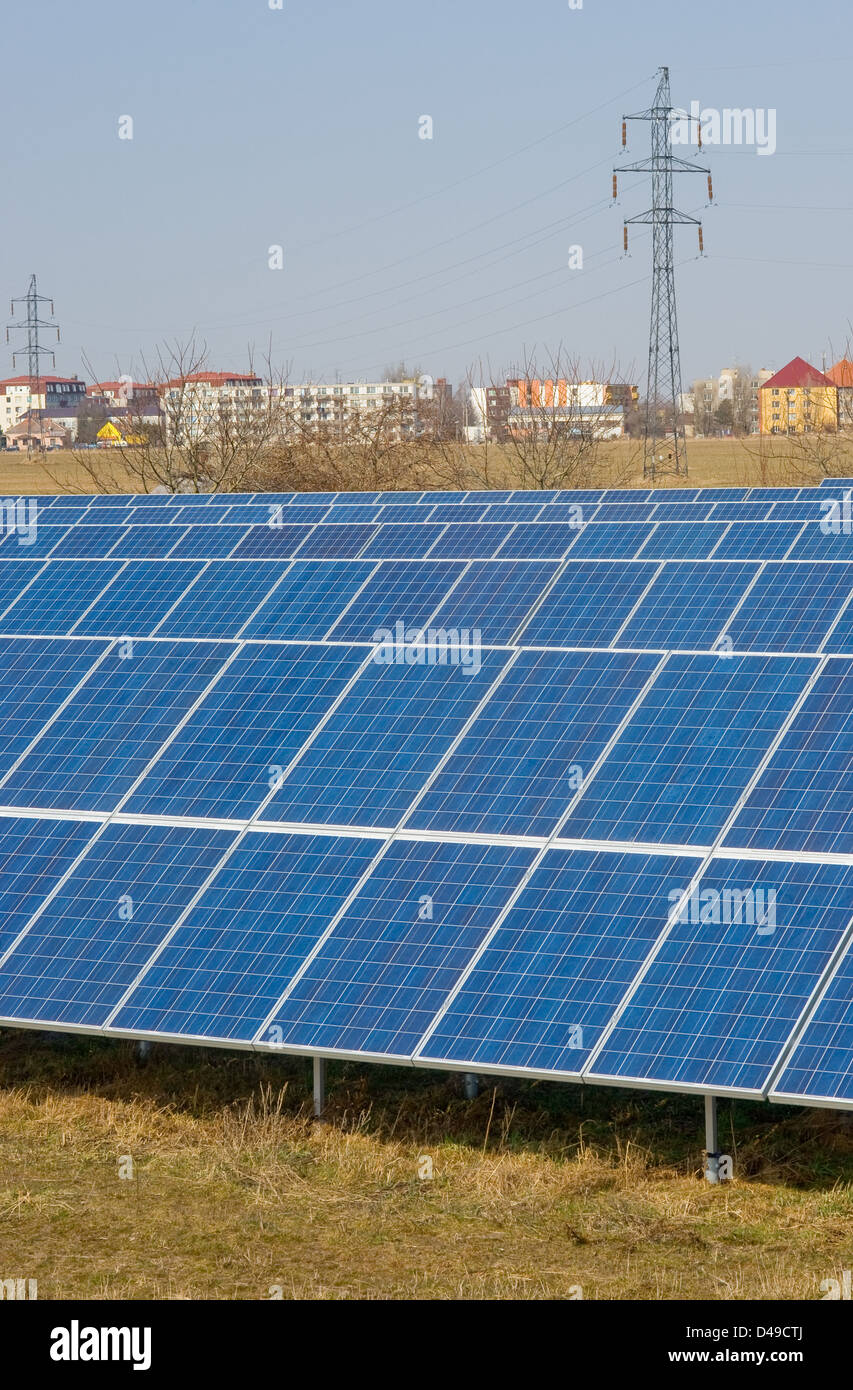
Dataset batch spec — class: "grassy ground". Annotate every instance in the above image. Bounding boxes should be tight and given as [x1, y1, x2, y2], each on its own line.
[1, 1031, 851, 1301]
[0, 438, 832, 496]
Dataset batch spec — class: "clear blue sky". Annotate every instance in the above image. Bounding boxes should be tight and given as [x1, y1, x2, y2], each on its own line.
[4, 0, 853, 390]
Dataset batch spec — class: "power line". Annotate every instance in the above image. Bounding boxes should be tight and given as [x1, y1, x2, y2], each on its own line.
[6, 275, 60, 453]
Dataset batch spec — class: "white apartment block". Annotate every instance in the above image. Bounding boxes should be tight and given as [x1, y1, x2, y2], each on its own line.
[0, 375, 86, 439]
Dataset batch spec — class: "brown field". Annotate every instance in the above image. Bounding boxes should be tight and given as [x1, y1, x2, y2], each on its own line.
[0, 437, 842, 496]
[1, 1034, 851, 1301]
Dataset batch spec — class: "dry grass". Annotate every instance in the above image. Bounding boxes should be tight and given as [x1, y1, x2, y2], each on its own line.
[0, 437, 836, 497]
[1, 1033, 851, 1301]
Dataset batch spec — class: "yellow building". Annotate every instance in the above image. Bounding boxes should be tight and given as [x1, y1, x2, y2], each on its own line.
[759, 356, 838, 435]
[96, 420, 146, 446]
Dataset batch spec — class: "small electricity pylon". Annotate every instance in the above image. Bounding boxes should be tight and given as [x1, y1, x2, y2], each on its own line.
[6, 275, 60, 452]
[614, 67, 713, 482]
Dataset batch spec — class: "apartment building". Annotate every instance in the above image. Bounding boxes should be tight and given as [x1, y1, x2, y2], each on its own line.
[0, 375, 86, 439]
[759, 357, 838, 434]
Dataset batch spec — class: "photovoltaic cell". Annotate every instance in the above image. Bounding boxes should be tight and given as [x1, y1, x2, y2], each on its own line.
[518, 561, 658, 647]
[564, 522, 652, 560]
[0, 639, 234, 813]
[358, 523, 448, 561]
[72, 560, 204, 637]
[772, 936, 853, 1105]
[785, 522, 853, 562]
[124, 642, 367, 821]
[262, 838, 536, 1058]
[616, 561, 758, 651]
[111, 830, 382, 1042]
[0, 560, 49, 619]
[0, 816, 102, 957]
[292, 524, 378, 559]
[558, 653, 814, 847]
[406, 649, 661, 837]
[47, 526, 127, 560]
[419, 848, 697, 1075]
[0, 822, 236, 1028]
[106, 526, 186, 559]
[588, 857, 853, 1095]
[726, 562, 853, 653]
[324, 561, 462, 643]
[427, 560, 557, 646]
[229, 525, 314, 559]
[710, 522, 802, 562]
[497, 522, 586, 561]
[427, 524, 516, 560]
[0, 561, 124, 635]
[262, 650, 511, 830]
[634, 522, 729, 561]
[723, 658, 853, 855]
[167, 526, 249, 559]
[155, 561, 286, 639]
[0, 635, 108, 773]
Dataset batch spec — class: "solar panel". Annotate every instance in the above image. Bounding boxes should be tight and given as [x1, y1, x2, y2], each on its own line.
[427, 523, 516, 560]
[71, 560, 204, 637]
[229, 525, 315, 559]
[47, 526, 127, 559]
[239, 560, 375, 641]
[0, 560, 123, 636]
[358, 523, 448, 561]
[785, 522, 853, 561]
[107, 526, 188, 560]
[635, 521, 729, 561]
[324, 560, 463, 644]
[0, 816, 101, 956]
[418, 847, 698, 1076]
[426, 559, 558, 645]
[558, 653, 814, 847]
[496, 522, 586, 561]
[615, 561, 758, 651]
[723, 658, 853, 854]
[710, 521, 802, 561]
[292, 524, 378, 560]
[261, 650, 511, 830]
[0, 821, 236, 1029]
[405, 649, 660, 838]
[725, 562, 853, 653]
[0, 559, 50, 619]
[564, 522, 652, 560]
[771, 933, 853, 1106]
[111, 829, 383, 1043]
[0, 635, 108, 772]
[587, 856, 853, 1096]
[517, 561, 658, 647]
[124, 642, 368, 821]
[0, 639, 235, 813]
[168, 526, 249, 559]
[259, 838, 536, 1059]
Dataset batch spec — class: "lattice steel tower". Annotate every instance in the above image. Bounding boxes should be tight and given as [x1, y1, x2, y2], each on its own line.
[6, 275, 60, 451]
[614, 68, 712, 482]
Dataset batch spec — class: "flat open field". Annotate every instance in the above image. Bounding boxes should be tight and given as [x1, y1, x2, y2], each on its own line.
[0, 437, 844, 496]
[1, 1032, 850, 1301]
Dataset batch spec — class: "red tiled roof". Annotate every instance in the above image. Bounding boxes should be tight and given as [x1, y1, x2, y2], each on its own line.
[761, 357, 836, 390]
[0, 375, 81, 390]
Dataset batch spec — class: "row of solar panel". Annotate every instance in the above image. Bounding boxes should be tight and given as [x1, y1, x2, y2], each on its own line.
[8, 517, 853, 564]
[2, 554, 853, 655]
[0, 631, 849, 854]
[20, 494, 853, 531]
[0, 814, 847, 1105]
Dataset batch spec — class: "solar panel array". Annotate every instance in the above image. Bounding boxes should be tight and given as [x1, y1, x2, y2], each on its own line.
[0, 480, 852, 1109]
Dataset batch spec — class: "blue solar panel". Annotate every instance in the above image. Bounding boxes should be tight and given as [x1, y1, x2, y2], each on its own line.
[124, 642, 367, 821]
[292, 524, 378, 559]
[111, 830, 382, 1042]
[427, 524, 516, 560]
[564, 522, 652, 560]
[427, 560, 557, 646]
[558, 653, 814, 847]
[261, 839, 536, 1058]
[594, 503, 660, 524]
[0, 816, 102, 957]
[167, 526, 249, 559]
[72, 560, 204, 637]
[650, 501, 716, 522]
[371, 505, 432, 525]
[723, 658, 853, 854]
[262, 650, 510, 830]
[378, 492, 424, 504]
[229, 525, 314, 559]
[726, 562, 853, 653]
[323, 505, 386, 525]
[238, 560, 374, 642]
[785, 521, 853, 561]
[152, 561, 283, 639]
[0, 636, 107, 772]
[768, 501, 831, 521]
[588, 857, 853, 1095]
[635, 522, 728, 561]
[0, 639, 234, 813]
[747, 487, 802, 501]
[242, 504, 329, 527]
[47, 526, 127, 559]
[39, 507, 97, 526]
[772, 933, 853, 1105]
[0, 822, 236, 1028]
[325, 561, 462, 644]
[429, 503, 487, 524]
[419, 848, 697, 1075]
[708, 501, 774, 522]
[406, 649, 660, 837]
[497, 522, 586, 561]
[710, 521, 802, 561]
[616, 561, 758, 651]
[358, 523, 448, 561]
[549, 490, 605, 506]
[602, 489, 654, 504]
[0, 559, 49, 619]
[518, 561, 657, 647]
[107, 526, 188, 559]
[11, 526, 71, 559]
[0, 560, 123, 636]
[481, 504, 547, 523]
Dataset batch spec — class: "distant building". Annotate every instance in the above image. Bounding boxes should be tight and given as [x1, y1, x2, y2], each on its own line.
[467, 378, 634, 441]
[5, 413, 71, 451]
[759, 357, 838, 434]
[277, 378, 445, 440]
[693, 365, 772, 435]
[826, 359, 853, 431]
[0, 375, 86, 439]
[88, 381, 161, 423]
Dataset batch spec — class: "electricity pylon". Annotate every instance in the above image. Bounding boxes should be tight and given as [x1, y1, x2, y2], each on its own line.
[615, 67, 712, 482]
[6, 275, 60, 452]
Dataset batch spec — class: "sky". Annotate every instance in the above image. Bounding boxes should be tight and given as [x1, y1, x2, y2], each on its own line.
[3, 0, 853, 392]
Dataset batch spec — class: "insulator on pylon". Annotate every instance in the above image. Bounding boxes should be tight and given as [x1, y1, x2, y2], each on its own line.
[698, 227, 704, 254]
[697, 122, 702, 149]
[707, 174, 713, 202]
[624, 225, 629, 253]
[622, 121, 627, 148]
[612, 174, 618, 200]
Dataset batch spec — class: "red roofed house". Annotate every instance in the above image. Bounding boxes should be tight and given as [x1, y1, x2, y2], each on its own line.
[826, 359, 853, 432]
[759, 357, 838, 434]
[0, 375, 86, 440]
